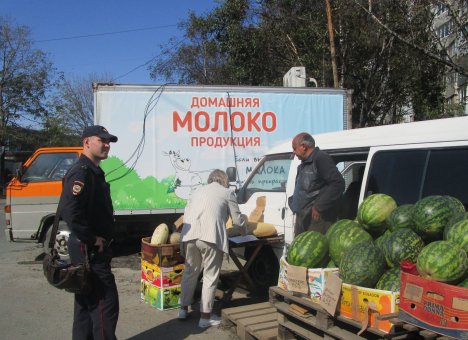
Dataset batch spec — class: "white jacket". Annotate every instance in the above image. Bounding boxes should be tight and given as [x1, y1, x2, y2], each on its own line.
[180, 182, 246, 254]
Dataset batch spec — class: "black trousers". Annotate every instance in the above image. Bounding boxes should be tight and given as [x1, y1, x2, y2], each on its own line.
[68, 234, 119, 340]
[294, 210, 334, 236]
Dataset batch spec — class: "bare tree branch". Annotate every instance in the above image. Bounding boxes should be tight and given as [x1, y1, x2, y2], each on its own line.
[350, 0, 468, 77]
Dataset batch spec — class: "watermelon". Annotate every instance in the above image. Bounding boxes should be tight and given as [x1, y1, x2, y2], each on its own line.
[287, 231, 329, 268]
[357, 194, 396, 236]
[416, 240, 468, 283]
[444, 219, 468, 253]
[325, 219, 361, 242]
[374, 229, 391, 253]
[339, 243, 387, 288]
[329, 225, 373, 265]
[444, 195, 465, 215]
[386, 204, 414, 232]
[445, 211, 468, 236]
[375, 267, 401, 292]
[413, 195, 455, 241]
[458, 278, 468, 288]
[326, 259, 336, 268]
[382, 228, 425, 268]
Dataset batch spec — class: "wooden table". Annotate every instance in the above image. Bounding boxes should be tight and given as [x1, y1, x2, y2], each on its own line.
[221, 235, 284, 304]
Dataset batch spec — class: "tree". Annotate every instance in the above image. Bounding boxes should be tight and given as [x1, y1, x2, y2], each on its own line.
[0, 17, 53, 187]
[149, 0, 465, 126]
[46, 72, 113, 144]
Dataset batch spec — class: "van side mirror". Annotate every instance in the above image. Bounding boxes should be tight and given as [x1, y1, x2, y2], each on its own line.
[226, 167, 237, 182]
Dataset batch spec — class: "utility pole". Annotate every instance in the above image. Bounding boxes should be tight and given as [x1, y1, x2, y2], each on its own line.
[325, 0, 339, 88]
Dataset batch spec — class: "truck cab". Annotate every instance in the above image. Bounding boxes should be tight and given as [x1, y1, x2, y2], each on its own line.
[4, 147, 82, 247]
[234, 116, 468, 288]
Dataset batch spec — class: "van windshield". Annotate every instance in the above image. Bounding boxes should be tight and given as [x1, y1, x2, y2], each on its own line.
[21, 152, 79, 183]
[242, 154, 292, 202]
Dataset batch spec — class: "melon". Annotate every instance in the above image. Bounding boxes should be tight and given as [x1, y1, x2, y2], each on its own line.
[357, 194, 396, 236]
[169, 231, 181, 244]
[412, 195, 454, 241]
[339, 243, 387, 288]
[150, 223, 169, 245]
[287, 231, 329, 268]
[386, 204, 414, 232]
[382, 228, 425, 268]
[416, 240, 468, 283]
[329, 224, 373, 265]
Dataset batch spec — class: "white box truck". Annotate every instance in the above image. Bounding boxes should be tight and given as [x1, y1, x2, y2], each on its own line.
[5, 84, 351, 259]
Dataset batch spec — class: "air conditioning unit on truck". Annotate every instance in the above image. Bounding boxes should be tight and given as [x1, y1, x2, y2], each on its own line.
[232, 115, 468, 289]
[4, 84, 351, 266]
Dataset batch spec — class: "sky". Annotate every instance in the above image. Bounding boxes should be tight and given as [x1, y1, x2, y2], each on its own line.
[0, 0, 220, 84]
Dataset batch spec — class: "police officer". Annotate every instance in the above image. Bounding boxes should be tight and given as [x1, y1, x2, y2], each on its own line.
[61, 125, 119, 340]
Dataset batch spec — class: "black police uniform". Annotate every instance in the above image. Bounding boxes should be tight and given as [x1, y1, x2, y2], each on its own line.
[60, 154, 119, 340]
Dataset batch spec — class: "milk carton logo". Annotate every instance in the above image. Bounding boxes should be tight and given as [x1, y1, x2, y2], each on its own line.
[165, 150, 203, 200]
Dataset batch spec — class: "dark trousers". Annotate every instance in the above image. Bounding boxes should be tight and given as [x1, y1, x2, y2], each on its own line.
[294, 210, 334, 236]
[68, 235, 119, 340]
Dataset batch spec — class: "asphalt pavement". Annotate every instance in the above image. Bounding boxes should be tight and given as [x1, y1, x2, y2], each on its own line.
[0, 199, 264, 339]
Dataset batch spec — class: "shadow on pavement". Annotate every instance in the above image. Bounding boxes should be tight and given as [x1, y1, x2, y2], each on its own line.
[126, 317, 207, 339]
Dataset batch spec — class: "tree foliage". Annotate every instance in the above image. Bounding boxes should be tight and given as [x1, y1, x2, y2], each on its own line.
[0, 17, 53, 148]
[149, 0, 467, 126]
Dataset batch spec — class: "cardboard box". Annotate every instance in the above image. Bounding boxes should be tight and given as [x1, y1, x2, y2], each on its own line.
[338, 283, 400, 333]
[141, 237, 184, 267]
[141, 260, 184, 288]
[277, 256, 338, 303]
[140, 280, 182, 310]
[399, 272, 468, 339]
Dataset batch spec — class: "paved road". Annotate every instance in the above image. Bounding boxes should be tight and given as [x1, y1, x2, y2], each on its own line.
[0, 200, 265, 339]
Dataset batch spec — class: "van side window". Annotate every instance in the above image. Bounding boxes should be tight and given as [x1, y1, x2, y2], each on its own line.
[423, 148, 468, 208]
[366, 147, 468, 208]
[21, 153, 79, 183]
[243, 156, 291, 202]
[366, 150, 427, 204]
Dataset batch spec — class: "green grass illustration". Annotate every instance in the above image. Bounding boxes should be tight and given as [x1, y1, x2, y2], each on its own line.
[101, 156, 187, 210]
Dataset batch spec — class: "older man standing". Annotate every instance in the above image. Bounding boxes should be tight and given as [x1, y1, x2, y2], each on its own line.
[289, 132, 344, 236]
[177, 169, 246, 328]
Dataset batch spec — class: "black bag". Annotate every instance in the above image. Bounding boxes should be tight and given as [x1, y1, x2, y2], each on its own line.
[43, 247, 92, 294]
[43, 188, 93, 295]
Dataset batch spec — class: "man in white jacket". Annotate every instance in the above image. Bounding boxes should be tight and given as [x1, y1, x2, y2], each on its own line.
[178, 169, 246, 328]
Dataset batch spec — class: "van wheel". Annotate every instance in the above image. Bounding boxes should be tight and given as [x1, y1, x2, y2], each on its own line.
[43, 221, 70, 261]
[244, 246, 279, 292]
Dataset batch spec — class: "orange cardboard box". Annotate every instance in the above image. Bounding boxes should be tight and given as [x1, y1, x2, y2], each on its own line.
[338, 283, 400, 333]
[399, 271, 468, 339]
[141, 237, 184, 267]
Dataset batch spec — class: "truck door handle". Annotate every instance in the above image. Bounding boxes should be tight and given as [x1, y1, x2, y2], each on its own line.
[281, 207, 285, 219]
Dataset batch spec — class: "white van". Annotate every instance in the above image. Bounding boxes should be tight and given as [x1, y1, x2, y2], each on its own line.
[233, 116, 468, 288]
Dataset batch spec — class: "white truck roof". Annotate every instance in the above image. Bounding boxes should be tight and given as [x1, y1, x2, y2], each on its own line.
[267, 116, 468, 155]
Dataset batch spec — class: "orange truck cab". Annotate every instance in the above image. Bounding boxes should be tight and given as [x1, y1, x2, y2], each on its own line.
[4, 147, 83, 244]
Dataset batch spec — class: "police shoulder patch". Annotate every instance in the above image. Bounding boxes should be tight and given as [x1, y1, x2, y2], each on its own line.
[72, 181, 84, 195]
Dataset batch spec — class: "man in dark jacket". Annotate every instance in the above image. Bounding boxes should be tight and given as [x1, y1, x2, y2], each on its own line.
[289, 132, 345, 236]
[60, 125, 119, 340]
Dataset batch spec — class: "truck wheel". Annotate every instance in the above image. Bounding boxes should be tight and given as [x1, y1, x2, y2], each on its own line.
[43, 221, 70, 261]
[244, 246, 279, 291]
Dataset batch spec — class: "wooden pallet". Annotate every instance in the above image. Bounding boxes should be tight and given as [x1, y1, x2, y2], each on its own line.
[389, 318, 457, 340]
[269, 286, 443, 340]
[222, 301, 278, 340]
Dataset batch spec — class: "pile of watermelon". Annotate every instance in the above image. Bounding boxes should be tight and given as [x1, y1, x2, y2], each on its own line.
[286, 193, 468, 292]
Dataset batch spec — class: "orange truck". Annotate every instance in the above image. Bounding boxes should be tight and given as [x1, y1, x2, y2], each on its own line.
[4, 147, 83, 254]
